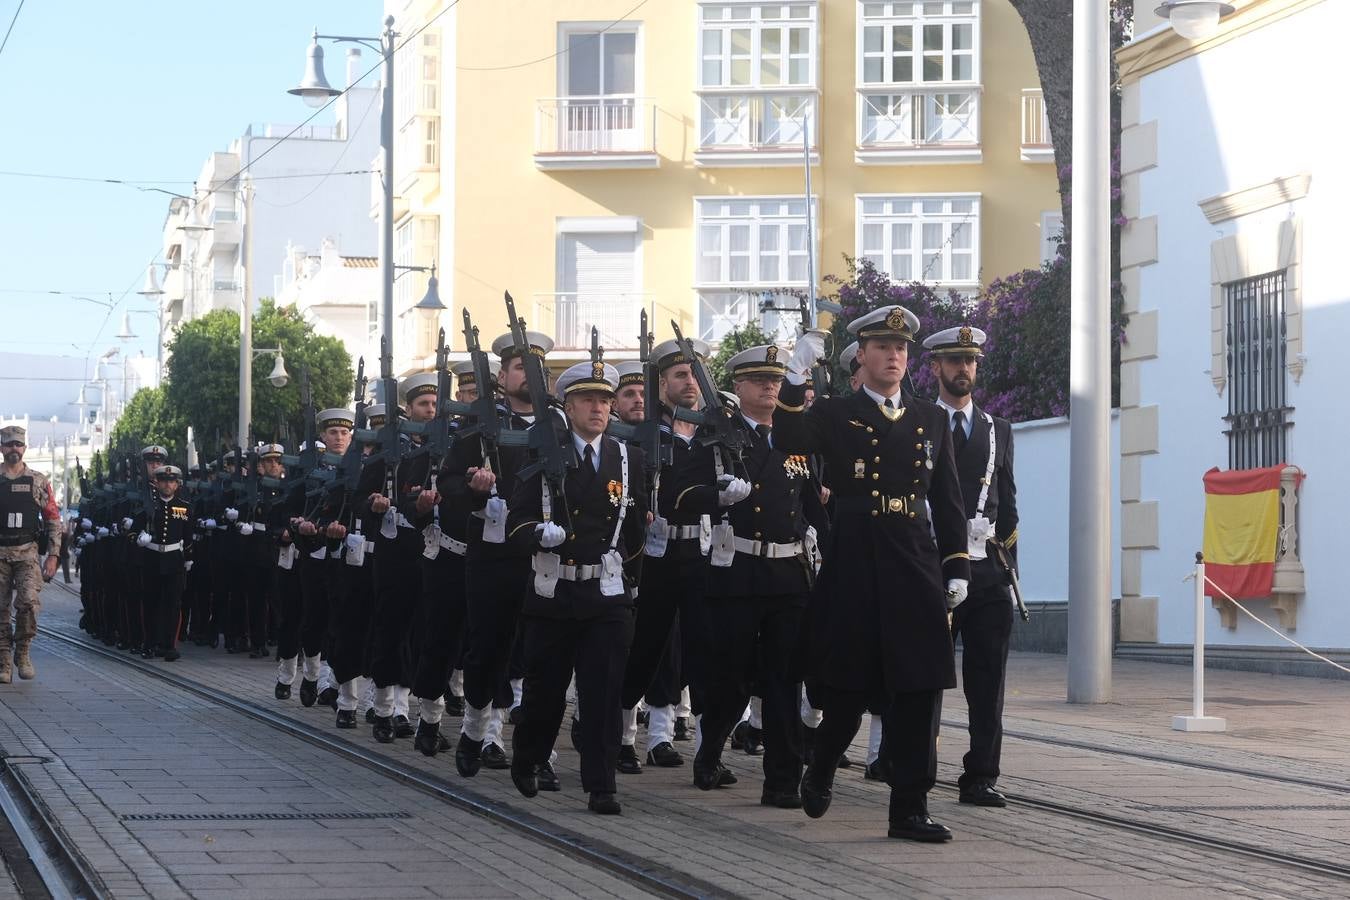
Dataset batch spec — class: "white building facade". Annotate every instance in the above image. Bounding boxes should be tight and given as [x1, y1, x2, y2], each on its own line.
[158, 50, 381, 364]
[275, 238, 380, 366]
[1116, 0, 1346, 654]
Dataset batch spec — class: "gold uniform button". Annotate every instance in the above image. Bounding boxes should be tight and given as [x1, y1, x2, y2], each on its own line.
[873, 456, 881, 463]
[866, 427, 874, 434]
[754, 483, 761, 489]
[914, 460, 921, 468]
[909, 511, 917, 519]
[917, 427, 925, 435]
[566, 559, 575, 566]
[909, 493, 916, 501]
[754, 532, 762, 539]
[871, 490, 879, 497]
[753, 506, 761, 513]
[871, 473, 880, 480]
[887, 498, 902, 513]
[871, 439, 879, 446]
[871, 510, 879, 517]
[568, 534, 575, 541]
[915, 443, 923, 450]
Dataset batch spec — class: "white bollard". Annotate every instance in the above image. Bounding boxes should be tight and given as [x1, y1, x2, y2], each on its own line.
[1172, 553, 1227, 732]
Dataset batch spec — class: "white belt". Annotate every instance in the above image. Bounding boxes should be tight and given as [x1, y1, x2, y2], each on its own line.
[309, 547, 328, 560]
[732, 537, 803, 559]
[547, 562, 603, 582]
[250, 521, 267, 531]
[146, 541, 183, 553]
[397, 513, 414, 530]
[214, 525, 229, 532]
[347, 540, 375, 555]
[669, 524, 702, 541]
[437, 533, 468, 556]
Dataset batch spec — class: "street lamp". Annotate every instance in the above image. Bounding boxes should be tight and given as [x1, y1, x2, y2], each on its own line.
[289, 16, 397, 369]
[1154, 1, 1235, 40]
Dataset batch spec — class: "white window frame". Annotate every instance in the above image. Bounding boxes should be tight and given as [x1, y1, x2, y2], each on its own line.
[854, 1, 982, 165]
[695, 2, 820, 166]
[557, 21, 644, 100]
[1040, 210, 1064, 264]
[855, 193, 980, 288]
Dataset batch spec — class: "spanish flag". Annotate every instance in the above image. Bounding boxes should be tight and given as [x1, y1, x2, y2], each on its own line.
[1201, 466, 1292, 600]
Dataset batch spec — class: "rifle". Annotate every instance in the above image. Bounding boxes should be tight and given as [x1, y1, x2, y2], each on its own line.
[669, 320, 750, 478]
[454, 308, 528, 454]
[606, 310, 669, 482]
[424, 328, 455, 484]
[505, 290, 573, 531]
[322, 357, 369, 524]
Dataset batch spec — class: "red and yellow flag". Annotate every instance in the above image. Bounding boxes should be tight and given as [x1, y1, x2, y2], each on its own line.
[1201, 465, 1290, 599]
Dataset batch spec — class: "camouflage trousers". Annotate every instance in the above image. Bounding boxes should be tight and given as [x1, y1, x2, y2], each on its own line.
[0, 543, 41, 645]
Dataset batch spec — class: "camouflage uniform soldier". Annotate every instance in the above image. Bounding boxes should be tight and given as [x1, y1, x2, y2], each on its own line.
[0, 425, 63, 682]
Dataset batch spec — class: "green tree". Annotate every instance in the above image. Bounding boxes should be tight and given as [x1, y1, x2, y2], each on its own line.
[707, 322, 775, 393]
[163, 300, 352, 452]
[109, 385, 188, 462]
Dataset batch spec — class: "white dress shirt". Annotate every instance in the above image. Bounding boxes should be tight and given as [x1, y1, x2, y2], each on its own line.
[572, 432, 602, 471]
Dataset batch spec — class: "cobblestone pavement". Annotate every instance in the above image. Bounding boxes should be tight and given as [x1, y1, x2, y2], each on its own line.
[0, 583, 1345, 899]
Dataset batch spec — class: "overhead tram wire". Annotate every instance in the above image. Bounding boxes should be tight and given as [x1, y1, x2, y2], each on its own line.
[0, 0, 24, 61]
[456, 0, 653, 71]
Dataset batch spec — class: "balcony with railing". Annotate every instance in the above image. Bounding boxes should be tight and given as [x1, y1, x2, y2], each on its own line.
[855, 86, 981, 165]
[534, 97, 658, 171]
[696, 92, 818, 167]
[1020, 88, 1053, 162]
[532, 293, 683, 354]
[696, 289, 802, 346]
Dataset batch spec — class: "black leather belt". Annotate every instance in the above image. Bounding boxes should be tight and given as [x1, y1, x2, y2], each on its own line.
[835, 495, 928, 526]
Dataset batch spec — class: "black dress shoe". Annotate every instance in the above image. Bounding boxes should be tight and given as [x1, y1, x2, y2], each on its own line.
[393, 715, 415, 739]
[646, 741, 684, 768]
[837, 754, 854, 769]
[481, 742, 510, 769]
[761, 788, 803, 809]
[364, 708, 377, 724]
[141, 646, 157, 659]
[587, 791, 621, 815]
[275, 682, 293, 701]
[743, 725, 763, 756]
[673, 716, 692, 742]
[414, 720, 440, 757]
[299, 679, 318, 708]
[455, 734, 482, 777]
[864, 760, 891, 782]
[510, 762, 538, 798]
[730, 721, 747, 750]
[616, 745, 643, 775]
[959, 783, 1008, 807]
[163, 648, 181, 662]
[887, 814, 953, 843]
[318, 687, 339, 709]
[445, 694, 465, 717]
[537, 761, 560, 792]
[335, 709, 357, 729]
[372, 715, 395, 743]
[570, 716, 581, 751]
[692, 763, 737, 791]
[508, 705, 523, 726]
[800, 768, 833, 819]
[437, 732, 452, 752]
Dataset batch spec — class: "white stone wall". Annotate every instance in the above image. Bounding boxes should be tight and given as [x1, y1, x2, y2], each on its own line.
[1125, 1, 1350, 648]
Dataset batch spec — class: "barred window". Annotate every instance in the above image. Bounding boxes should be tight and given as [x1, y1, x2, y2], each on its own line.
[1224, 271, 1292, 469]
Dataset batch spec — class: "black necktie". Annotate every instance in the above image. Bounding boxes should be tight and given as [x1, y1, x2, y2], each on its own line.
[755, 424, 771, 444]
[952, 410, 968, 456]
[577, 445, 596, 488]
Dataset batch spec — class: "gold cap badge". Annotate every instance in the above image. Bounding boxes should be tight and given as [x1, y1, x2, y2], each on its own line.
[765, 346, 779, 364]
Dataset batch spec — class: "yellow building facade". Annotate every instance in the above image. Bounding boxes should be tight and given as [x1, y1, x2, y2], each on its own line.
[387, 0, 1060, 366]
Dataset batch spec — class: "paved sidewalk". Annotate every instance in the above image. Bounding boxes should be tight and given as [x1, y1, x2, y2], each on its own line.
[5, 583, 1349, 899]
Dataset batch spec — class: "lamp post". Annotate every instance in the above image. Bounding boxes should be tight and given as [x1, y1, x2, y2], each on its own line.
[137, 264, 166, 378]
[1066, 0, 1235, 705]
[289, 17, 397, 371]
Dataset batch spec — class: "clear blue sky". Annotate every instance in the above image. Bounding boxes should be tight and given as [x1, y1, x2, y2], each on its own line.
[0, 1, 380, 402]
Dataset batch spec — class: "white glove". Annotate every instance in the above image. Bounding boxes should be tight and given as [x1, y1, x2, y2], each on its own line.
[81, 518, 92, 530]
[225, 507, 239, 522]
[536, 522, 566, 549]
[137, 532, 153, 547]
[946, 578, 969, 610]
[121, 517, 134, 530]
[239, 522, 255, 536]
[717, 477, 752, 507]
[185, 560, 194, 572]
[97, 527, 109, 538]
[787, 330, 828, 376]
[204, 518, 217, 529]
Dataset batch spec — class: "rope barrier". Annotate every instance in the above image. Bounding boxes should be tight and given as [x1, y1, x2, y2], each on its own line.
[1202, 575, 1350, 677]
